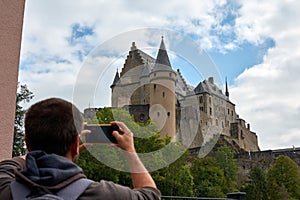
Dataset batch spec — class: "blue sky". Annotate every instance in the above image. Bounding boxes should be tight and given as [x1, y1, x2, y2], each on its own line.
[19, 0, 300, 150]
[209, 38, 275, 85]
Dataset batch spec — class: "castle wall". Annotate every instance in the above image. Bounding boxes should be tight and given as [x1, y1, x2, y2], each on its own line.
[120, 49, 144, 77]
[111, 82, 140, 107]
[177, 95, 202, 147]
[130, 84, 150, 105]
[110, 41, 260, 153]
[236, 148, 300, 184]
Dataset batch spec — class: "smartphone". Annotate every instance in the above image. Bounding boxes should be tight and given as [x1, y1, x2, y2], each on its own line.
[85, 124, 119, 143]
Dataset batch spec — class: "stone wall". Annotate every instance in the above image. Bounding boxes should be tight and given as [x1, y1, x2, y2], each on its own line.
[235, 148, 300, 184]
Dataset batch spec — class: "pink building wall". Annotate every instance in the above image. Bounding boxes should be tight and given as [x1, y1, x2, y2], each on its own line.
[0, 0, 25, 161]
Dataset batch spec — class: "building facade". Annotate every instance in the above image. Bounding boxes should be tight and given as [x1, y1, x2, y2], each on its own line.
[109, 38, 259, 152]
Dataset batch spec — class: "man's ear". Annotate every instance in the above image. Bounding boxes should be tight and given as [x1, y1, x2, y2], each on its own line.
[70, 135, 80, 158]
[25, 135, 32, 152]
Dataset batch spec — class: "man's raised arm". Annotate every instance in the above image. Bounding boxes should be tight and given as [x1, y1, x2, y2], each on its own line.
[111, 121, 156, 189]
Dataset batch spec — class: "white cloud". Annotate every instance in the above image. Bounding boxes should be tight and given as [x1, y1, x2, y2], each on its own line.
[18, 0, 300, 150]
[230, 0, 300, 149]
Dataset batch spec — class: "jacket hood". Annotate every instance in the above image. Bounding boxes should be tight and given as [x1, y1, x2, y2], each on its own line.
[20, 150, 83, 187]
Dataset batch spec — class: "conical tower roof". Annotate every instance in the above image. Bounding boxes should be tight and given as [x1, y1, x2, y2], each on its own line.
[153, 37, 172, 71]
[110, 70, 120, 88]
[225, 77, 229, 98]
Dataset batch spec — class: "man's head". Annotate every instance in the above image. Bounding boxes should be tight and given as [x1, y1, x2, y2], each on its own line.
[25, 98, 83, 157]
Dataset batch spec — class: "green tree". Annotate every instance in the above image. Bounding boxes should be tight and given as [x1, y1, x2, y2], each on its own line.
[76, 148, 121, 183]
[215, 145, 238, 193]
[266, 177, 289, 200]
[241, 166, 268, 200]
[267, 155, 300, 199]
[79, 107, 195, 196]
[190, 157, 226, 198]
[13, 83, 34, 157]
[154, 149, 194, 197]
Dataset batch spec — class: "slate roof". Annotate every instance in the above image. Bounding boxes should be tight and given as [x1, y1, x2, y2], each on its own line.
[110, 70, 120, 88]
[153, 38, 172, 72]
[194, 78, 228, 100]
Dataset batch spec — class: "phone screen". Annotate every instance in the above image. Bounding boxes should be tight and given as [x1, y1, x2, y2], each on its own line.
[85, 124, 118, 143]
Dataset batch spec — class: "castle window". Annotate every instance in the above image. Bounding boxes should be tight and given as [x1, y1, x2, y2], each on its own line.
[167, 112, 170, 117]
[200, 107, 204, 111]
[228, 109, 230, 115]
[216, 119, 218, 126]
[199, 96, 203, 103]
[162, 92, 165, 97]
[157, 112, 160, 117]
[209, 107, 212, 115]
[231, 110, 233, 116]
[209, 97, 211, 104]
[241, 130, 245, 139]
[154, 84, 156, 90]
[169, 73, 172, 77]
[154, 72, 156, 77]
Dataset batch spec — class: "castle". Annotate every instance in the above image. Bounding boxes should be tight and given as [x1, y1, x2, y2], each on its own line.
[83, 38, 259, 152]
[108, 38, 259, 152]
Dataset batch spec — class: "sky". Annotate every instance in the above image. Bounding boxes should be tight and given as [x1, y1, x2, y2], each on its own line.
[18, 0, 300, 150]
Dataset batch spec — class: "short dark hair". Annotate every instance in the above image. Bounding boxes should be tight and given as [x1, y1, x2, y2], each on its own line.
[25, 98, 83, 156]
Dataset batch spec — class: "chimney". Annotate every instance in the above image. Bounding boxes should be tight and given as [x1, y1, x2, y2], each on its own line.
[208, 77, 214, 84]
[131, 42, 137, 51]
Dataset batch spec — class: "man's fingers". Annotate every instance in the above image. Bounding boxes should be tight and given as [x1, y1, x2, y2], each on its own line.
[79, 143, 93, 152]
[80, 129, 91, 137]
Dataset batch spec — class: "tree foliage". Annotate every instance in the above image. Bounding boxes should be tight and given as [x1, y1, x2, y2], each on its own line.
[191, 157, 226, 198]
[241, 166, 268, 200]
[215, 145, 238, 193]
[154, 150, 194, 197]
[240, 155, 300, 200]
[78, 107, 193, 196]
[267, 155, 300, 199]
[13, 83, 34, 157]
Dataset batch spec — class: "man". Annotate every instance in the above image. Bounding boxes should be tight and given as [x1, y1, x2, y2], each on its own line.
[0, 98, 160, 199]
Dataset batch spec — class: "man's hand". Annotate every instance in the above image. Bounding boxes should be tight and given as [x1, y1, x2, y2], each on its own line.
[110, 121, 157, 189]
[79, 124, 92, 152]
[111, 121, 135, 153]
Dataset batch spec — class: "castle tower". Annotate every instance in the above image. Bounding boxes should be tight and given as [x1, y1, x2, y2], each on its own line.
[149, 37, 176, 139]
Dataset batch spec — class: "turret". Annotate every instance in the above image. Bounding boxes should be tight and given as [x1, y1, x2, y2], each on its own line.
[110, 69, 120, 107]
[110, 69, 120, 89]
[149, 37, 176, 139]
[154, 36, 171, 68]
[225, 77, 229, 98]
